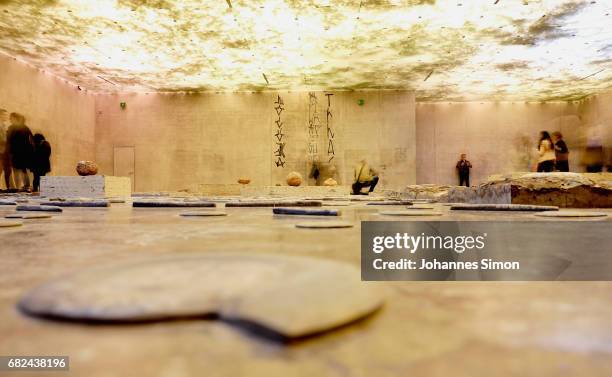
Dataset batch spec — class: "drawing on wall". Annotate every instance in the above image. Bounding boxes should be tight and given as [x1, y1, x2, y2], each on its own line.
[325, 93, 335, 162]
[307, 92, 321, 163]
[274, 95, 286, 167]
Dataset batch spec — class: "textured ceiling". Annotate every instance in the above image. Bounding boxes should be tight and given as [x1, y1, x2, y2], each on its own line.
[0, 0, 611, 100]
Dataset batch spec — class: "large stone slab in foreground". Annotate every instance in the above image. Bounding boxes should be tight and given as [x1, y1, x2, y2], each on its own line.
[41, 176, 131, 199]
[19, 253, 383, 340]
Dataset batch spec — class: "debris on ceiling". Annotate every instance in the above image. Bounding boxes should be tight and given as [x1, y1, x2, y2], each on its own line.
[0, 0, 611, 100]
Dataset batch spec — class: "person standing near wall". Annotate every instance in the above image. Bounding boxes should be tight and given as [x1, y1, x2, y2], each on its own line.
[31, 133, 51, 192]
[536, 131, 556, 172]
[0, 109, 13, 190]
[6, 112, 33, 192]
[552, 131, 569, 172]
[456, 153, 472, 186]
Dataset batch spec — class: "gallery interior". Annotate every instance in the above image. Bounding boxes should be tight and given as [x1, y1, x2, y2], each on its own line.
[0, 0, 611, 376]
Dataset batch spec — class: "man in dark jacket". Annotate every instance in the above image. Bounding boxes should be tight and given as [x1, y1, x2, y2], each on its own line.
[6, 113, 33, 191]
[456, 153, 472, 187]
[31, 133, 51, 192]
[552, 131, 569, 172]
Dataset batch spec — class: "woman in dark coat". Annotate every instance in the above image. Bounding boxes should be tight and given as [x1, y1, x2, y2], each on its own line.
[32, 133, 51, 192]
[6, 113, 33, 191]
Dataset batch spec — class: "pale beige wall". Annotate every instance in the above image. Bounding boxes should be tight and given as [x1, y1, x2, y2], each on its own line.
[416, 101, 590, 185]
[94, 90, 415, 192]
[0, 54, 96, 183]
[576, 91, 612, 170]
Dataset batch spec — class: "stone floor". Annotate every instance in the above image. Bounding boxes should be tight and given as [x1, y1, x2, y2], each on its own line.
[1, 198, 612, 377]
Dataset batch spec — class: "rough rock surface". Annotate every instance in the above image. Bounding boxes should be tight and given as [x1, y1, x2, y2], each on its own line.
[387, 184, 451, 202]
[503, 173, 612, 208]
[76, 161, 98, 176]
[286, 172, 303, 186]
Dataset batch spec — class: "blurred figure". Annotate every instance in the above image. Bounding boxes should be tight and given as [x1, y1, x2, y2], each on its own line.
[582, 126, 604, 173]
[352, 159, 379, 195]
[552, 131, 569, 172]
[0, 108, 13, 190]
[31, 133, 51, 192]
[455, 153, 472, 186]
[537, 131, 555, 172]
[6, 112, 33, 191]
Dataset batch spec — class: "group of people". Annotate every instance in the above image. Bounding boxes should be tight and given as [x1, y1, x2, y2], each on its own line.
[0, 109, 52, 192]
[536, 131, 569, 172]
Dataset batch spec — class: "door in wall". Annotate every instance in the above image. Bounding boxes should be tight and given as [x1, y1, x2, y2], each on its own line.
[113, 146, 135, 191]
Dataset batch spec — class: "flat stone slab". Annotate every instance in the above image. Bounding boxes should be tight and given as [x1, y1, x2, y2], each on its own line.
[0, 200, 17, 205]
[40, 200, 110, 207]
[322, 201, 352, 207]
[180, 211, 228, 217]
[350, 196, 386, 201]
[366, 201, 414, 206]
[241, 185, 351, 198]
[273, 208, 340, 216]
[5, 213, 53, 219]
[534, 211, 608, 218]
[226, 200, 322, 207]
[379, 211, 443, 216]
[295, 221, 354, 229]
[404, 205, 435, 210]
[0, 220, 22, 227]
[16, 205, 63, 212]
[133, 201, 216, 208]
[451, 204, 559, 211]
[18, 253, 383, 340]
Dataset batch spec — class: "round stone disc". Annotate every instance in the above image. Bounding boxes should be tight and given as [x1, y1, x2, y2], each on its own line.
[19, 253, 383, 339]
[534, 211, 608, 218]
[379, 210, 442, 216]
[5, 213, 53, 219]
[0, 220, 23, 227]
[295, 221, 354, 229]
[180, 211, 227, 217]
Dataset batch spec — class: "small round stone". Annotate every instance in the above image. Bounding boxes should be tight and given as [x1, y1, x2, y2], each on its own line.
[379, 210, 442, 216]
[286, 171, 303, 186]
[295, 221, 353, 228]
[534, 211, 608, 218]
[323, 178, 338, 186]
[76, 160, 99, 176]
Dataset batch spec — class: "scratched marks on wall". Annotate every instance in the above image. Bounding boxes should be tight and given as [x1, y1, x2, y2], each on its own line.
[307, 92, 321, 163]
[325, 93, 335, 163]
[273, 95, 286, 168]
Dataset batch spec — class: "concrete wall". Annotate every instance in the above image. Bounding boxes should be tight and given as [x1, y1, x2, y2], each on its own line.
[416, 101, 592, 185]
[94, 90, 416, 192]
[0, 54, 96, 186]
[576, 91, 612, 171]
